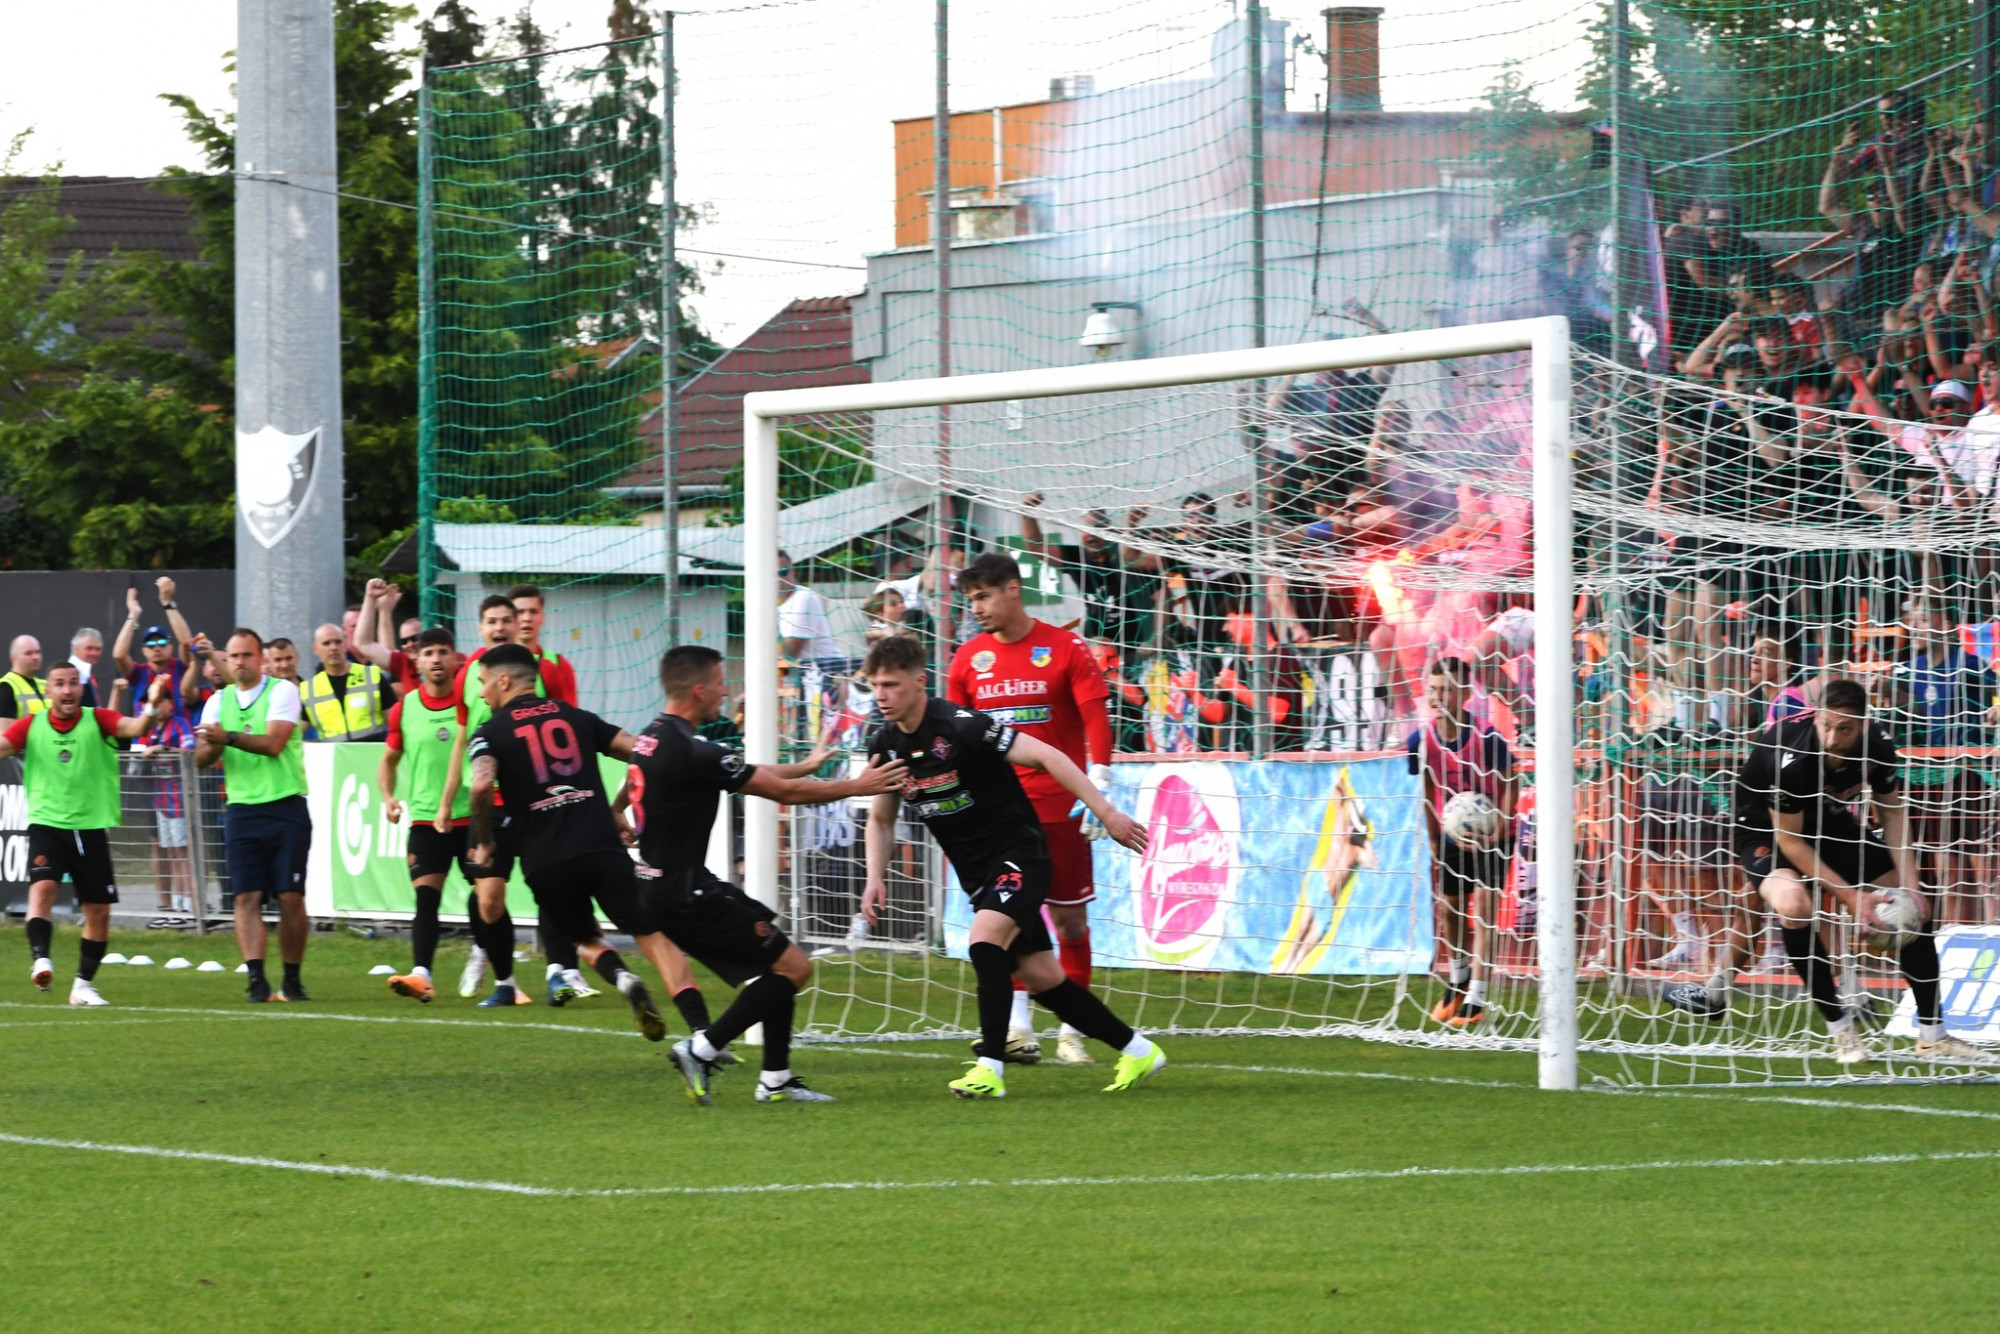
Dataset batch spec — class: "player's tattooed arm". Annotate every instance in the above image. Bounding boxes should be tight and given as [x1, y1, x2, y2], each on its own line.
[467, 753, 500, 861]
[1003, 732, 1147, 855]
[860, 789, 902, 925]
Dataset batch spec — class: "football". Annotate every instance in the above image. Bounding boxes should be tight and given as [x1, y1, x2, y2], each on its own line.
[1862, 887, 1924, 954]
[1441, 791, 1504, 849]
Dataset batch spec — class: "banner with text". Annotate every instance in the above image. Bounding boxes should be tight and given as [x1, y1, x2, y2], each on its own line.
[945, 756, 1432, 975]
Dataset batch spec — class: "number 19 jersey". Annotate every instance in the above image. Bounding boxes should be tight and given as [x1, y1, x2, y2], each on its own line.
[466, 695, 625, 874]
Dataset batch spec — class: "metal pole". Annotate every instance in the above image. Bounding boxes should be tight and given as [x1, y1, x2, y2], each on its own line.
[743, 408, 781, 910]
[417, 79, 438, 627]
[1531, 315, 1577, 1092]
[1247, 3, 1270, 756]
[661, 11, 681, 644]
[931, 0, 954, 697]
[1606, 0, 1631, 985]
[236, 0, 345, 636]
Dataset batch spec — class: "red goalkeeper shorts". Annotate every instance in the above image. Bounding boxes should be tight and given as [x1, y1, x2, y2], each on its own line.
[1042, 817, 1095, 907]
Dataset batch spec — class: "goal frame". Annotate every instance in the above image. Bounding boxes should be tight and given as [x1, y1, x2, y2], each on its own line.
[742, 317, 1577, 1089]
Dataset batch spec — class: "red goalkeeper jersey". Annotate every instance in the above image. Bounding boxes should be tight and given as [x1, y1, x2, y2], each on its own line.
[947, 619, 1110, 822]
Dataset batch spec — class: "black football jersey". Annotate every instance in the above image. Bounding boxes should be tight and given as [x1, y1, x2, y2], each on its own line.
[1733, 715, 1901, 837]
[467, 695, 626, 873]
[627, 712, 756, 877]
[867, 696, 1045, 885]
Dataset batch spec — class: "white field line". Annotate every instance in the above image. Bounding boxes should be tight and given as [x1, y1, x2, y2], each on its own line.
[0, 1131, 1991, 1199]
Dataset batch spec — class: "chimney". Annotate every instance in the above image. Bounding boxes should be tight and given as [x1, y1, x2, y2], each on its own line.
[1324, 7, 1384, 112]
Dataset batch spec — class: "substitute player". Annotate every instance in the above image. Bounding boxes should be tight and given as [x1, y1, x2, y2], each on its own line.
[465, 645, 675, 1038]
[0, 665, 171, 1004]
[1726, 678, 1986, 1065]
[948, 552, 1114, 1065]
[508, 583, 579, 704]
[193, 629, 313, 1003]
[381, 628, 524, 1006]
[1410, 656, 1516, 1029]
[625, 645, 906, 1104]
[860, 634, 1166, 1100]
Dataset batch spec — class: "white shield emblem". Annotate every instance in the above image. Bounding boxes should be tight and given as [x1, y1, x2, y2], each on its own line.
[237, 425, 320, 549]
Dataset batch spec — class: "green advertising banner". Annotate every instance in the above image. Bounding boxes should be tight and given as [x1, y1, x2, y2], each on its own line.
[312, 742, 627, 920]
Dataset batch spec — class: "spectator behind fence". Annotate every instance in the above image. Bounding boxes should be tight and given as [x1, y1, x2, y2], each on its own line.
[777, 549, 849, 676]
[302, 621, 397, 741]
[112, 578, 193, 705]
[0, 635, 48, 719]
[263, 636, 303, 689]
[138, 689, 199, 928]
[67, 627, 104, 708]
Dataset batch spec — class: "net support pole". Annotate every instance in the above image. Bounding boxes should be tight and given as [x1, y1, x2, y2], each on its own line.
[416, 80, 439, 627]
[1530, 314, 1577, 1091]
[660, 11, 681, 644]
[1246, 1, 1270, 758]
[743, 410, 782, 912]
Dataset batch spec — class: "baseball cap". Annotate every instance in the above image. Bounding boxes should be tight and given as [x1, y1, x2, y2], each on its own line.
[1932, 379, 1973, 402]
[142, 625, 172, 646]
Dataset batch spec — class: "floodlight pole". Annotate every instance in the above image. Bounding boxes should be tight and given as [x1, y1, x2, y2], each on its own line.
[743, 318, 1580, 1089]
[661, 10, 681, 644]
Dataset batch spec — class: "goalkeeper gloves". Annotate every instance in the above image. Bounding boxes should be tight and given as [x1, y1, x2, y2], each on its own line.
[1072, 763, 1116, 840]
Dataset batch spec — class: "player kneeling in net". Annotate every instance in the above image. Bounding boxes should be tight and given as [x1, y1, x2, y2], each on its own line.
[630, 646, 907, 1105]
[858, 634, 1166, 1099]
[1724, 678, 1986, 1066]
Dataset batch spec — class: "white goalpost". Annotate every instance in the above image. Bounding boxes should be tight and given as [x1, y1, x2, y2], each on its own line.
[742, 317, 1580, 1090]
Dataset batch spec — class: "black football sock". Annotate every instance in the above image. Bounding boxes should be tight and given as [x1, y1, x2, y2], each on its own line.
[672, 985, 711, 1032]
[244, 958, 267, 983]
[759, 976, 798, 1073]
[705, 974, 775, 1051]
[539, 924, 576, 973]
[1899, 929, 1943, 1028]
[1030, 979, 1136, 1052]
[25, 916, 52, 961]
[77, 935, 107, 982]
[1780, 923, 1845, 1023]
[282, 961, 302, 991]
[477, 909, 515, 982]
[968, 942, 1016, 1060]
[410, 886, 443, 972]
[590, 948, 628, 987]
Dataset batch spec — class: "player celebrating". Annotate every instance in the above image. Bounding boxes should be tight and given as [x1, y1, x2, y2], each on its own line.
[1724, 678, 1985, 1064]
[1410, 656, 1516, 1029]
[193, 629, 314, 1003]
[624, 645, 906, 1104]
[860, 634, 1165, 1099]
[464, 645, 666, 1036]
[380, 628, 522, 1006]
[0, 665, 170, 1003]
[947, 551, 1114, 1065]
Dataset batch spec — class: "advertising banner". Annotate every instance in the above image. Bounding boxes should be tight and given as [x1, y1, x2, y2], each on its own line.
[945, 755, 1431, 975]
[303, 742, 625, 921]
[1888, 927, 2000, 1041]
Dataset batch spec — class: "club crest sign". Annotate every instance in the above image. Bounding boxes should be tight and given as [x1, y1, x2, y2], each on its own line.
[237, 425, 320, 549]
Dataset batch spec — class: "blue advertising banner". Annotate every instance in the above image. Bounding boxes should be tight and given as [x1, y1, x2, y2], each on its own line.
[1888, 928, 2000, 1041]
[945, 756, 1432, 976]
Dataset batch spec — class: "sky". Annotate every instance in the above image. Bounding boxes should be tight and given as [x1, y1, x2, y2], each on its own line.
[0, 0, 1593, 345]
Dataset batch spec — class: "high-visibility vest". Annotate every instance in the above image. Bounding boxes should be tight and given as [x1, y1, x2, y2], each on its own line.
[302, 662, 389, 741]
[0, 670, 48, 718]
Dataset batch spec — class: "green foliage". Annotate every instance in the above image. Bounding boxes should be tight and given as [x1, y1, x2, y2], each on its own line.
[0, 374, 232, 569]
[711, 422, 874, 529]
[0, 134, 128, 415]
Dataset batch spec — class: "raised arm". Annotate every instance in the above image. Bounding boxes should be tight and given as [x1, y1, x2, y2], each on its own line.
[112, 586, 143, 676]
[155, 577, 193, 654]
[1001, 731, 1145, 854]
[110, 678, 173, 740]
[353, 579, 394, 669]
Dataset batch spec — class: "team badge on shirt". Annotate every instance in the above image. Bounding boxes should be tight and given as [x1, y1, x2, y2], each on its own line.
[971, 650, 996, 672]
[1030, 645, 1053, 668]
[932, 736, 954, 760]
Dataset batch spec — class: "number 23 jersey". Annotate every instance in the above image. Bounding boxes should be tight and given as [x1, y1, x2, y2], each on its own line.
[866, 698, 1045, 886]
[467, 696, 626, 873]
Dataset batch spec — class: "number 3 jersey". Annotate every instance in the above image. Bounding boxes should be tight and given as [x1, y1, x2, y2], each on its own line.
[467, 695, 626, 873]
[866, 697, 1046, 888]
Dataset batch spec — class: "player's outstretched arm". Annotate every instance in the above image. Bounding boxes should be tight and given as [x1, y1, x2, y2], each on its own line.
[109, 677, 173, 740]
[741, 753, 908, 809]
[764, 739, 835, 779]
[1005, 732, 1146, 855]
[860, 790, 901, 925]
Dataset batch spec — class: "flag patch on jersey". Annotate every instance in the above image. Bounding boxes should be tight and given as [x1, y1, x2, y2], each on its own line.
[1030, 645, 1053, 668]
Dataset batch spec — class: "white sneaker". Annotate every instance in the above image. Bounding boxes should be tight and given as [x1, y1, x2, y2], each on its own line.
[562, 967, 600, 999]
[1650, 942, 1696, 969]
[1913, 1034, 1994, 1064]
[68, 979, 108, 1007]
[1054, 1031, 1095, 1065]
[458, 946, 488, 999]
[1831, 1025, 1871, 1067]
[30, 957, 52, 991]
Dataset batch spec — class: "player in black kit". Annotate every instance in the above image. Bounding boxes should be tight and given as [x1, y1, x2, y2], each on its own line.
[465, 644, 678, 1039]
[1704, 678, 1986, 1065]
[858, 634, 1167, 1099]
[622, 645, 907, 1105]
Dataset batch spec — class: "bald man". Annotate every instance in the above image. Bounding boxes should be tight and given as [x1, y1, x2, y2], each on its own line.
[0, 636, 49, 719]
[300, 622, 397, 742]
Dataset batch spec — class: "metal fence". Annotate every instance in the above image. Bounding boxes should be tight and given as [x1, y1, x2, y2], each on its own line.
[103, 750, 226, 932]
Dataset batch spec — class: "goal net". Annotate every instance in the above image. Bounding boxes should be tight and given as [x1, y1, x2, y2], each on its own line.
[740, 321, 2000, 1088]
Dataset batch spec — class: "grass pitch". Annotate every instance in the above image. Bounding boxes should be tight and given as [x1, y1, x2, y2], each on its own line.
[5, 926, 1998, 1331]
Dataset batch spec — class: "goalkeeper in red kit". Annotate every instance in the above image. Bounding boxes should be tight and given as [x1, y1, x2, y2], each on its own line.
[948, 551, 1116, 1065]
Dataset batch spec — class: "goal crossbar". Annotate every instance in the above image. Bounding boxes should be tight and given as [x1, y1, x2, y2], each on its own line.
[740, 317, 1577, 1089]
